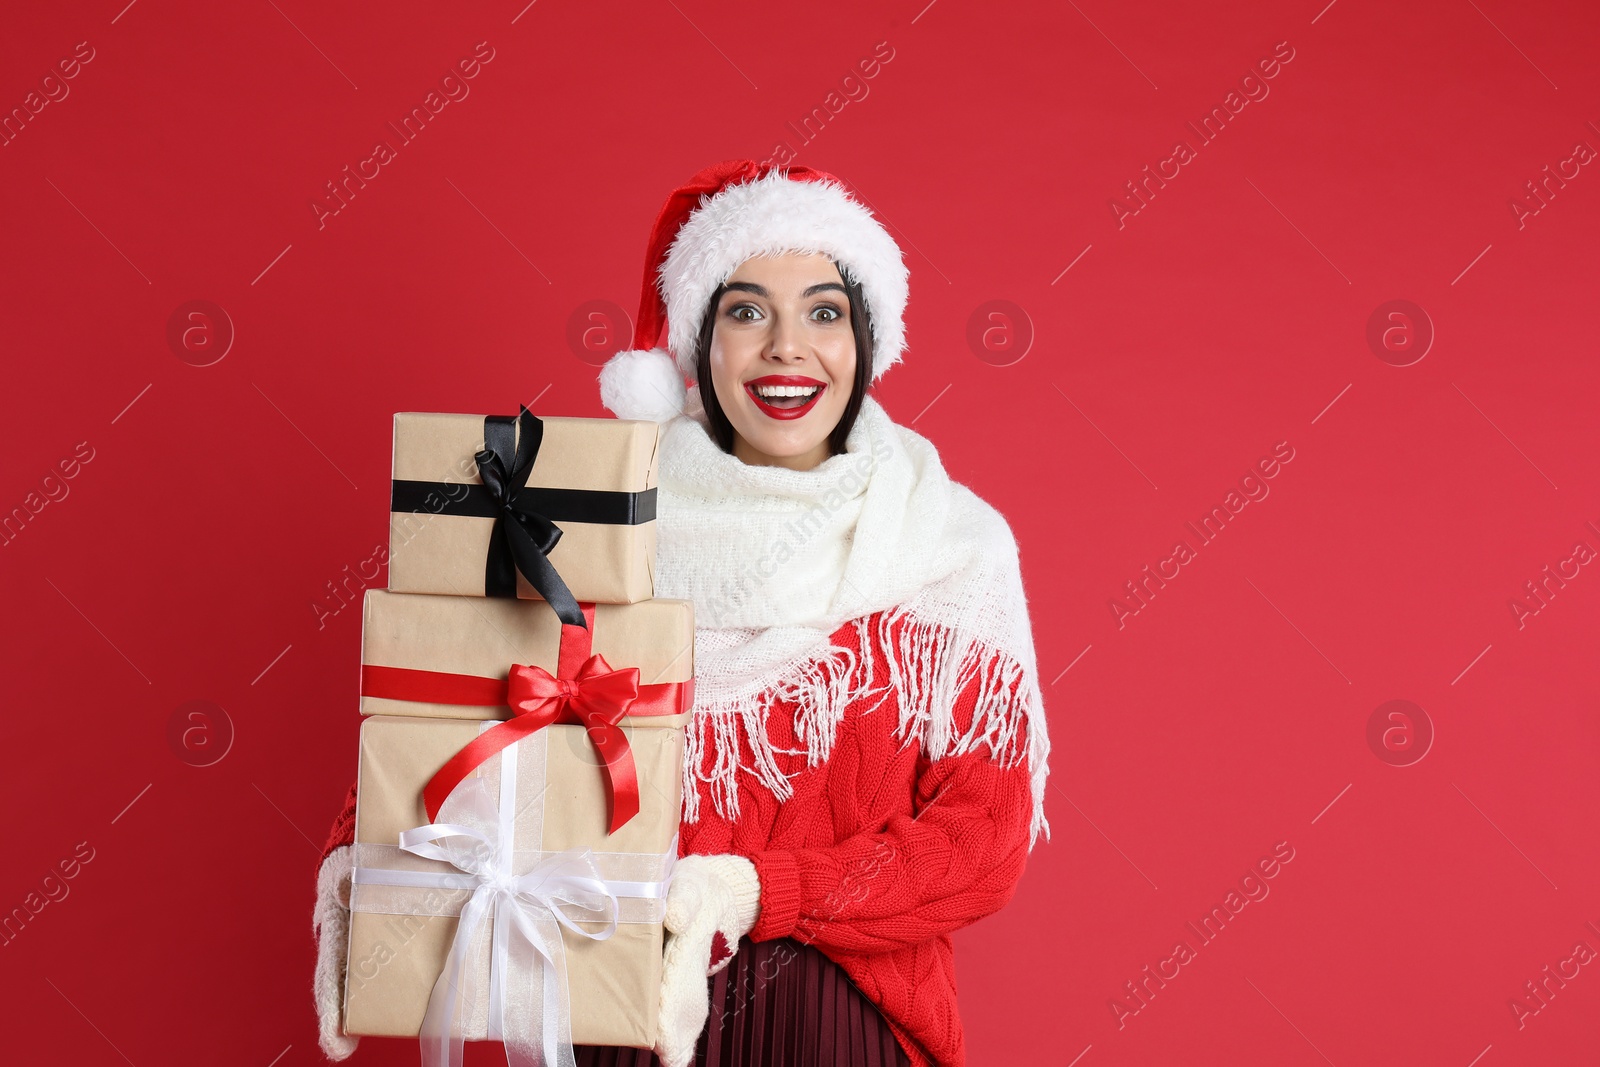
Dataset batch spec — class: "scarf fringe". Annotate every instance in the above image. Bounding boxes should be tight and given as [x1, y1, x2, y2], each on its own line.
[877, 605, 1051, 849]
[681, 633, 878, 826]
[682, 611, 1052, 849]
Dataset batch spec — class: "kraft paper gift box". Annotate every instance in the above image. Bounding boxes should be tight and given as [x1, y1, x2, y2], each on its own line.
[344, 589, 695, 1049]
[387, 407, 661, 603]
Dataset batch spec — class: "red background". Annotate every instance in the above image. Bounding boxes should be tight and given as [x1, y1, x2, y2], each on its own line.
[3, 0, 1598, 1064]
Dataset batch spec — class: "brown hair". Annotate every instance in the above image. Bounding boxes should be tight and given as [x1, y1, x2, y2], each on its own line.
[693, 259, 875, 457]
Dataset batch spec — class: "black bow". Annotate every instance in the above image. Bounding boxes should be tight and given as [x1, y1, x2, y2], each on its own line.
[477, 406, 586, 627]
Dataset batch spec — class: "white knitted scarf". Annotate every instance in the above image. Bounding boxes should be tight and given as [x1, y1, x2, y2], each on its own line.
[653, 387, 1051, 849]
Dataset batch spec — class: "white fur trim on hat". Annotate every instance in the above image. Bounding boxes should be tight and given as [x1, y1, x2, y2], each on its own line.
[598, 347, 688, 422]
[658, 170, 909, 384]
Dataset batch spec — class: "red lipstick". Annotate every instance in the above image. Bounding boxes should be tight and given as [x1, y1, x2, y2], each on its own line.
[744, 374, 826, 421]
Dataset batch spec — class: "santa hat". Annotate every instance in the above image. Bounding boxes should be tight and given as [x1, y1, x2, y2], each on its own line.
[598, 159, 910, 422]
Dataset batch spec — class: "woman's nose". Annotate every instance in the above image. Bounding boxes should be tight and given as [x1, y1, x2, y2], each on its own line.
[766, 318, 806, 360]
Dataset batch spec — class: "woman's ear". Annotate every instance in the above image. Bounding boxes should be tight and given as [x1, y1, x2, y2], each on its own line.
[599, 348, 687, 422]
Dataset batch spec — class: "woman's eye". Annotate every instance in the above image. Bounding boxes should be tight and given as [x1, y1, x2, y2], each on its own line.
[728, 304, 760, 322]
[813, 305, 841, 323]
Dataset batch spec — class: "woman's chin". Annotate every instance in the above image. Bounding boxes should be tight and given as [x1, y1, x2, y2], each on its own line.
[732, 423, 832, 467]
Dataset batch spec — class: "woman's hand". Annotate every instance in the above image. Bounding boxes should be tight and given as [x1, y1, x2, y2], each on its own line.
[654, 853, 762, 1067]
[311, 845, 360, 1061]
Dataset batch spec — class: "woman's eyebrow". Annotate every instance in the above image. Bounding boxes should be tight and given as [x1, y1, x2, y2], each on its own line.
[802, 282, 848, 297]
[723, 281, 848, 298]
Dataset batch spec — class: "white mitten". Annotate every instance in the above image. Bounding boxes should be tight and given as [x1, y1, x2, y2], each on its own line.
[311, 845, 359, 1061]
[654, 853, 761, 1067]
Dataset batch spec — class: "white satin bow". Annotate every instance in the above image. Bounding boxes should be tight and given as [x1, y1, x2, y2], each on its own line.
[404, 816, 619, 1067]
[358, 776, 620, 1067]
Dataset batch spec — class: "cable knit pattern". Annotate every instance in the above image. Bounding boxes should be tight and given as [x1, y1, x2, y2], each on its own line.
[682, 609, 1035, 1066]
[319, 779, 357, 870]
[317, 608, 1036, 1067]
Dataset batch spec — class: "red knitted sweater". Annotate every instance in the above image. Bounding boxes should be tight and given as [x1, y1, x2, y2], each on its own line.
[319, 608, 1038, 1067]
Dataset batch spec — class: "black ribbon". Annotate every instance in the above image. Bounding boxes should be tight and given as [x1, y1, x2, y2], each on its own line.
[390, 406, 658, 625]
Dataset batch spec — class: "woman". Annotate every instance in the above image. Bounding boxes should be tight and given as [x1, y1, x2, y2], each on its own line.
[311, 160, 1052, 1067]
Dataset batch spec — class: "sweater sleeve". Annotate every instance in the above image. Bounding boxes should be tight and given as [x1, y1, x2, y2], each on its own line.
[318, 779, 358, 873]
[744, 653, 1038, 953]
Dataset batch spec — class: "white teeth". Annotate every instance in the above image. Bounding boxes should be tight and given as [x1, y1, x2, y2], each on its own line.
[752, 384, 820, 398]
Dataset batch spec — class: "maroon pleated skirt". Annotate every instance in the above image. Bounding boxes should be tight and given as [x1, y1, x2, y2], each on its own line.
[575, 936, 912, 1067]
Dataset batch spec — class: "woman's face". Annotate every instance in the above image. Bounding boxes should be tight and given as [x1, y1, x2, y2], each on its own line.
[707, 252, 856, 471]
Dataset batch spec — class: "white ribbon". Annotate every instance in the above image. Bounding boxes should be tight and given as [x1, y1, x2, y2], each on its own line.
[352, 726, 674, 1067]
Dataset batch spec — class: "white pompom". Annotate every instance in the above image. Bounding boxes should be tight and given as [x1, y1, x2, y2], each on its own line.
[598, 348, 688, 422]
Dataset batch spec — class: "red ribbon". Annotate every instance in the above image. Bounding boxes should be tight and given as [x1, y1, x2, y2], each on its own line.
[360, 604, 692, 834]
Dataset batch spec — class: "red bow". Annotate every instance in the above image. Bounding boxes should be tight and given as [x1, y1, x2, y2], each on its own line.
[422, 654, 640, 833]
[361, 652, 690, 834]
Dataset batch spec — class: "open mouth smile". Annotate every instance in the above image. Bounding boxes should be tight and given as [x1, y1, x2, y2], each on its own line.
[744, 375, 826, 420]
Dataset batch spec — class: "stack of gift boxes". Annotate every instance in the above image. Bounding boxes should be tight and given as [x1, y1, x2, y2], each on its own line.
[342, 405, 695, 1059]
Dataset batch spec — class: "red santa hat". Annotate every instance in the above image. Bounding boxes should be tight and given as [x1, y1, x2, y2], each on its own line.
[598, 159, 910, 422]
